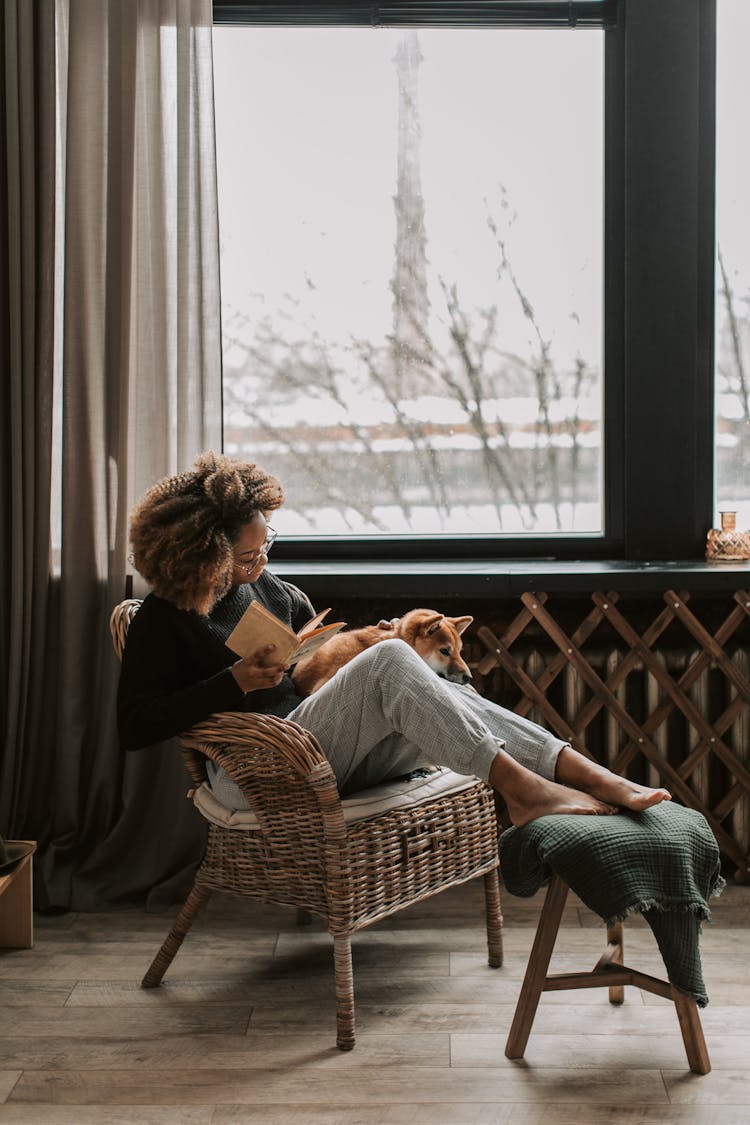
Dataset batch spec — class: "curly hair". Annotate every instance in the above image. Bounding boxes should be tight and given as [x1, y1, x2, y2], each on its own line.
[129, 451, 285, 614]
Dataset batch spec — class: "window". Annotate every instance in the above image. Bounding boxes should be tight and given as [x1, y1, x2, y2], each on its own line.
[213, 17, 604, 544]
[213, 1, 717, 564]
[715, 0, 750, 531]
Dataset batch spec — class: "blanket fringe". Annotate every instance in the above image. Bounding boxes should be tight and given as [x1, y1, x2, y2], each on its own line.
[602, 875, 726, 929]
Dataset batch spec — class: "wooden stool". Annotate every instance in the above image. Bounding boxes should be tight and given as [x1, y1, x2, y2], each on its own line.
[0, 841, 37, 949]
[505, 874, 711, 1074]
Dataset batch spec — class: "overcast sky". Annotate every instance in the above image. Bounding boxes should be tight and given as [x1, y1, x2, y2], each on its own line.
[213, 26, 604, 373]
[716, 0, 750, 291]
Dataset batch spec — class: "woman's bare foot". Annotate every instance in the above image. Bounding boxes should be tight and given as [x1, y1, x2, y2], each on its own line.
[489, 753, 617, 828]
[587, 775, 672, 811]
[555, 747, 671, 812]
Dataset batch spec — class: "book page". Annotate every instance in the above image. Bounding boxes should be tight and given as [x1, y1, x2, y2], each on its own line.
[291, 620, 346, 663]
[298, 607, 332, 637]
[225, 600, 298, 662]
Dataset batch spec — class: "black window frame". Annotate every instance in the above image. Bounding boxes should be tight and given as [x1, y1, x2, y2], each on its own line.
[213, 0, 717, 564]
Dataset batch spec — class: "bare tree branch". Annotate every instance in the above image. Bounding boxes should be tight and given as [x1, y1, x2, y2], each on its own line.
[718, 246, 750, 423]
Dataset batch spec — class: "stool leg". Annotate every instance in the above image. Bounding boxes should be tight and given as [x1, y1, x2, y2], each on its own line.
[606, 919, 625, 1005]
[506, 875, 569, 1059]
[673, 988, 711, 1075]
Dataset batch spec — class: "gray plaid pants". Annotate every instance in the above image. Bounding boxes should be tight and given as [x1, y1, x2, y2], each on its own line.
[208, 639, 566, 809]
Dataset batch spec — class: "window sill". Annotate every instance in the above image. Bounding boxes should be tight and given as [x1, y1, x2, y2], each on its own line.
[272, 558, 750, 600]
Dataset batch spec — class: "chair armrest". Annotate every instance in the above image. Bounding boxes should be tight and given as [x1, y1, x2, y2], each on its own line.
[109, 599, 144, 662]
[179, 712, 347, 845]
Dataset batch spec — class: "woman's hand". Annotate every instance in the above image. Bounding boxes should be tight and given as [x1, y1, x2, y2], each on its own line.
[231, 645, 289, 693]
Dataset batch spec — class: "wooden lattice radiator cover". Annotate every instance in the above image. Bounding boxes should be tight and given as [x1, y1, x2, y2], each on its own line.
[473, 589, 750, 882]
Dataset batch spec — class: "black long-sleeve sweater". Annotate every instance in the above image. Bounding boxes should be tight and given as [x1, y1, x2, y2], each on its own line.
[117, 570, 313, 751]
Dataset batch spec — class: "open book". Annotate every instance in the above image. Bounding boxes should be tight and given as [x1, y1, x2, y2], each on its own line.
[225, 601, 346, 665]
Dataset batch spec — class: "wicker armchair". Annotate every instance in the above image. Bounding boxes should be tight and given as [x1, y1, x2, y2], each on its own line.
[110, 599, 503, 1049]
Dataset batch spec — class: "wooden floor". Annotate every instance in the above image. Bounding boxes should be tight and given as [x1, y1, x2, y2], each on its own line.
[0, 878, 748, 1124]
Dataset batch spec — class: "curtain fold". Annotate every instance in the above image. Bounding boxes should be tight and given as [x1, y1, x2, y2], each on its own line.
[2, 0, 222, 910]
[1, 0, 57, 847]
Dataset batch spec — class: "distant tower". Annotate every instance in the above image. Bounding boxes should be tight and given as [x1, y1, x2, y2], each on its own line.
[391, 32, 430, 390]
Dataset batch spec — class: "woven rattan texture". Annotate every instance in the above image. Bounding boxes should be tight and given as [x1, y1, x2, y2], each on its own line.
[181, 715, 500, 933]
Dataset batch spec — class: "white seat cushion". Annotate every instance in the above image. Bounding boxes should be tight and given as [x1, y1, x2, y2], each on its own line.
[191, 766, 482, 830]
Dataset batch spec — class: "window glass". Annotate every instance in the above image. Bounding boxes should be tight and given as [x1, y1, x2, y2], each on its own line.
[213, 27, 604, 539]
[715, 0, 750, 532]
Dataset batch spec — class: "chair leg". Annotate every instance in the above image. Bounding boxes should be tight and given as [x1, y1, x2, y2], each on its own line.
[141, 882, 211, 988]
[484, 868, 504, 968]
[673, 988, 711, 1075]
[333, 933, 355, 1051]
[505, 875, 569, 1059]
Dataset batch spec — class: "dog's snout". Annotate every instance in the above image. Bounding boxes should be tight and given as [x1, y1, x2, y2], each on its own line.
[439, 669, 472, 684]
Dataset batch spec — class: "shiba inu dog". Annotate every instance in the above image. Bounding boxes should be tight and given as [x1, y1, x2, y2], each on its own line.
[291, 608, 474, 698]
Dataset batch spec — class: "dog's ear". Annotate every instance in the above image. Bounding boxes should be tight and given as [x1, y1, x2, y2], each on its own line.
[423, 613, 446, 636]
[448, 615, 473, 636]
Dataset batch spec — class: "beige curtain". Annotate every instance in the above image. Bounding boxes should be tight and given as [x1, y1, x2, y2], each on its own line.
[1, 0, 222, 908]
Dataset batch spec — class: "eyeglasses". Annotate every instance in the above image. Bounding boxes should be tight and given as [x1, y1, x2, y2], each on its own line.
[236, 527, 277, 573]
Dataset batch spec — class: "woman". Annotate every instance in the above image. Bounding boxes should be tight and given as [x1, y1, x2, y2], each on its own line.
[118, 452, 671, 826]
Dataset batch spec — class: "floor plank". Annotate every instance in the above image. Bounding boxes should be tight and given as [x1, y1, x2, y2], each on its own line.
[662, 1068, 750, 1104]
[0, 1075, 19, 1103]
[0, 981, 74, 1007]
[209, 1108, 750, 1125]
[208, 1107, 750, 1125]
[0, 1031, 447, 1071]
[7, 1005, 251, 1039]
[8, 1065, 671, 1106]
[0, 1108, 213, 1124]
[450, 1031, 750, 1069]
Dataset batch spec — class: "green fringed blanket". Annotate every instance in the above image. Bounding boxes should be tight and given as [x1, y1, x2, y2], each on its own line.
[498, 802, 725, 1007]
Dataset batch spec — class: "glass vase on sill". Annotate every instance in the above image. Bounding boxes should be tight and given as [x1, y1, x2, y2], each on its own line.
[705, 511, 750, 561]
